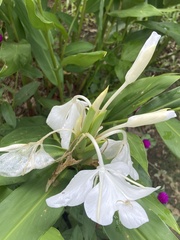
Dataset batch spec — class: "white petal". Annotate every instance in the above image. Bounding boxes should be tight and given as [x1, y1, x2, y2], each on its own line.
[101, 139, 139, 180]
[46, 169, 97, 208]
[46, 97, 87, 149]
[46, 100, 73, 131]
[84, 171, 119, 226]
[108, 173, 160, 200]
[0, 144, 55, 177]
[34, 147, 55, 169]
[125, 31, 161, 84]
[125, 109, 176, 128]
[117, 200, 149, 229]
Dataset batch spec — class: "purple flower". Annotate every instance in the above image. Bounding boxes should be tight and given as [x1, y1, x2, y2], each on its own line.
[143, 139, 151, 149]
[157, 192, 169, 204]
[0, 34, 3, 42]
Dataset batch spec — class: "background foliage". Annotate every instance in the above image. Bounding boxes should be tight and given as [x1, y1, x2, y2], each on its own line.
[0, 0, 179, 239]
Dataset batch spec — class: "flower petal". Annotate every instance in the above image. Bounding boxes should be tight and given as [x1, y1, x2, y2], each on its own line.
[46, 169, 97, 208]
[125, 31, 161, 84]
[101, 139, 139, 180]
[84, 171, 118, 226]
[108, 172, 160, 200]
[125, 109, 176, 128]
[116, 200, 149, 229]
[46, 97, 87, 149]
[0, 144, 55, 177]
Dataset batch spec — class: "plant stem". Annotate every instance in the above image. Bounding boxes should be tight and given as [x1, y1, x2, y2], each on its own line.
[44, 30, 64, 102]
[77, 0, 87, 39]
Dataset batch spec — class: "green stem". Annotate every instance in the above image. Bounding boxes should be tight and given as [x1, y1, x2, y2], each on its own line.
[77, 0, 87, 39]
[44, 30, 64, 102]
[61, 1, 81, 59]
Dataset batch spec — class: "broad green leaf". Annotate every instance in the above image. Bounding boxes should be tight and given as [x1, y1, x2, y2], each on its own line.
[0, 41, 31, 77]
[155, 119, 180, 159]
[0, 186, 12, 202]
[141, 21, 180, 45]
[138, 86, 180, 113]
[70, 225, 83, 240]
[127, 132, 148, 173]
[16, 116, 47, 128]
[0, 168, 74, 240]
[0, 0, 2, 6]
[1, 102, 16, 128]
[24, 0, 67, 38]
[24, 0, 55, 30]
[104, 206, 179, 240]
[65, 41, 95, 56]
[14, 81, 40, 106]
[163, 0, 180, 6]
[0, 175, 28, 186]
[14, 0, 63, 86]
[37, 97, 60, 110]
[109, 3, 163, 18]
[62, 51, 106, 67]
[85, 0, 101, 13]
[0, 125, 50, 146]
[20, 64, 43, 79]
[141, 195, 180, 234]
[105, 74, 180, 122]
[39, 227, 64, 240]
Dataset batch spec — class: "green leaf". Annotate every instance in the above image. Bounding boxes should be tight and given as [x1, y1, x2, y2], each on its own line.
[0, 168, 74, 240]
[1, 102, 16, 128]
[39, 227, 64, 240]
[109, 3, 163, 18]
[0, 186, 12, 202]
[62, 51, 106, 67]
[20, 64, 43, 79]
[65, 41, 95, 56]
[0, 175, 28, 186]
[0, 125, 50, 146]
[104, 206, 179, 240]
[142, 195, 180, 234]
[138, 86, 180, 113]
[0, 41, 31, 77]
[127, 132, 148, 173]
[14, 0, 63, 86]
[24, 0, 67, 38]
[141, 21, 180, 45]
[155, 119, 180, 159]
[105, 74, 180, 122]
[14, 81, 40, 107]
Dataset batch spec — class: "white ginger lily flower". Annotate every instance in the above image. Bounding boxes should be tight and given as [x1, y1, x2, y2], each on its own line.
[125, 31, 161, 85]
[102, 31, 161, 111]
[125, 109, 176, 127]
[46, 134, 159, 229]
[0, 143, 55, 177]
[101, 138, 139, 180]
[46, 95, 91, 149]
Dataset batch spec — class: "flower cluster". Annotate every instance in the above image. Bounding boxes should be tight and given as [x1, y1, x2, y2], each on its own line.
[0, 32, 176, 229]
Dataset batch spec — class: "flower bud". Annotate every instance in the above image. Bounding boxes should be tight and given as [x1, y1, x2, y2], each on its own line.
[125, 109, 176, 128]
[125, 31, 161, 85]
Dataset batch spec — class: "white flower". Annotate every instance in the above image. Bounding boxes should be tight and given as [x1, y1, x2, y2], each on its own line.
[0, 143, 55, 177]
[125, 109, 176, 127]
[46, 96, 90, 149]
[125, 31, 161, 85]
[101, 139, 139, 180]
[46, 146, 159, 229]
